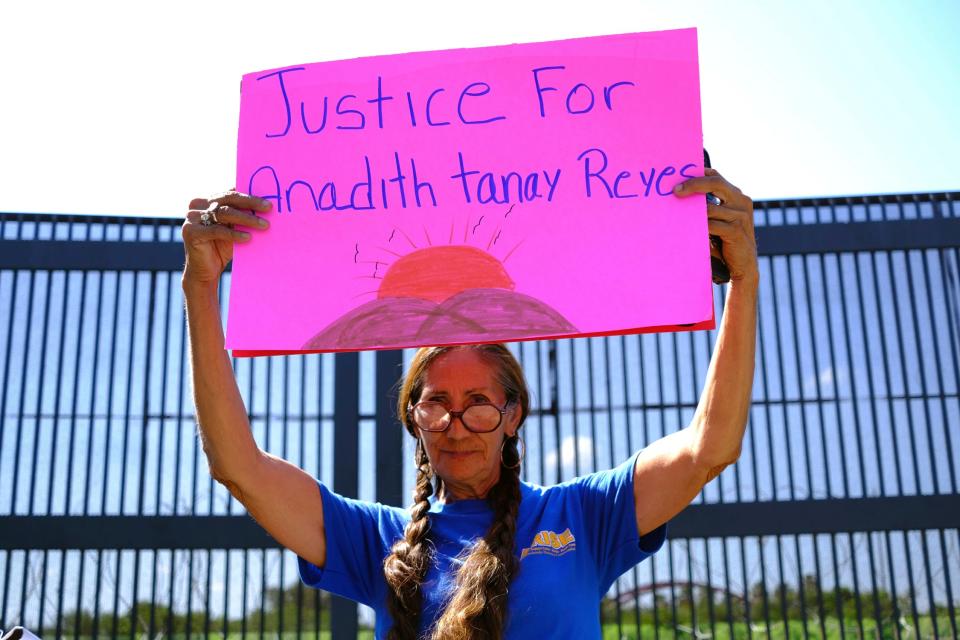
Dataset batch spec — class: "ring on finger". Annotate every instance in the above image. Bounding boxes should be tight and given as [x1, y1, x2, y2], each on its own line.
[200, 203, 219, 226]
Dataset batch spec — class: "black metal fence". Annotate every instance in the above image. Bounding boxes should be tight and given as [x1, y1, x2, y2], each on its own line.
[1, 192, 959, 638]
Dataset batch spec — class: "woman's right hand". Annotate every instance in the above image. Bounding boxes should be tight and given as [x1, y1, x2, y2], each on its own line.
[181, 190, 273, 288]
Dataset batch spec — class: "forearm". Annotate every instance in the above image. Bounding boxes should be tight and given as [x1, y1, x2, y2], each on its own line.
[183, 278, 260, 481]
[689, 274, 758, 470]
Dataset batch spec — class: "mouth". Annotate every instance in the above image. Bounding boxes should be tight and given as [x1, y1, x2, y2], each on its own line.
[442, 450, 479, 459]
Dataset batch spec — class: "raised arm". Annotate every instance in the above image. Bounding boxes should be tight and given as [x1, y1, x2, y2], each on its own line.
[182, 191, 327, 568]
[632, 169, 759, 536]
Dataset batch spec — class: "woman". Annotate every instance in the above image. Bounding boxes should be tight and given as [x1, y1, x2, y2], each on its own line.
[181, 168, 758, 639]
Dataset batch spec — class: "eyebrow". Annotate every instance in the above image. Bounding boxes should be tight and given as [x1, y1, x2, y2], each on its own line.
[423, 387, 493, 397]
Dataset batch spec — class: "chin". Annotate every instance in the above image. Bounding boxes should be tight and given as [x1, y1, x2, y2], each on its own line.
[437, 456, 486, 480]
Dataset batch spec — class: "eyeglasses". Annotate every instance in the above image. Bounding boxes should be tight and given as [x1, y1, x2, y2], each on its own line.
[408, 401, 513, 433]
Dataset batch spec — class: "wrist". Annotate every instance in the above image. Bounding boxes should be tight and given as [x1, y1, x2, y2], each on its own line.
[182, 272, 219, 300]
[729, 269, 760, 291]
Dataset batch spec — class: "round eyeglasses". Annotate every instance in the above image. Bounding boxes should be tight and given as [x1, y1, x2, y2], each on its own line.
[408, 401, 512, 433]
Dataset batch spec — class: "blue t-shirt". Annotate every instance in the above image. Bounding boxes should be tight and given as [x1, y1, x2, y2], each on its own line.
[298, 451, 668, 638]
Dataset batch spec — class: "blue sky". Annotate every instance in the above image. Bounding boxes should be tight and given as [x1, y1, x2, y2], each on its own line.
[0, 0, 957, 217]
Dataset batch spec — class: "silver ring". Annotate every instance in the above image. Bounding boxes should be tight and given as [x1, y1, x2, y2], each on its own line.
[200, 203, 219, 226]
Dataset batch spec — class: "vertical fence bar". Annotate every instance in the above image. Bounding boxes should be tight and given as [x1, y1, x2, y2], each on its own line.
[64, 271, 88, 517]
[297, 355, 307, 637]
[147, 550, 158, 640]
[6, 266, 30, 512]
[27, 271, 53, 518]
[738, 537, 751, 640]
[224, 550, 233, 639]
[535, 342, 547, 486]
[547, 341, 560, 487]
[242, 550, 249, 639]
[81, 272, 104, 519]
[902, 531, 922, 636]
[667, 330, 686, 637]
[316, 353, 325, 639]
[569, 340, 582, 477]
[204, 548, 213, 639]
[91, 549, 102, 640]
[376, 349, 404, 509]
[721, 536, 736, 639]
[101, 271, 121, 517]
[53, 550, 67, 638]
[331, 352, 360, 638]
[187, 548, 195, 639]
[47, 272, 70, 520]
[820, 254, 849, 500]
[794, 536, 810, 640]
[118, 271, 140, 515]
[938, 529, 958, 638]
[922, 252, 959, 494]
[869, 252, 906, 497]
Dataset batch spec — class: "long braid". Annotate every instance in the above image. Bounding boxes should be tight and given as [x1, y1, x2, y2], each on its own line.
[384, 440, 435, 640]
[429, 437, 523, 640]
[388, 345, 530, 640]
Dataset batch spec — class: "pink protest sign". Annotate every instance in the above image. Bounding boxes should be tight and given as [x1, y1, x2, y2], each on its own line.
[228, 28, 713, 355]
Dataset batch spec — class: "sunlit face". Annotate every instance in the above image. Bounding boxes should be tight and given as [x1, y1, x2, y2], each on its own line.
[415, 348, 520, 499]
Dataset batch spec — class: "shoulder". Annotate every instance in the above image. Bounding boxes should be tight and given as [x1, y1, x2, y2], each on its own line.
[537, 451, 641, 497]
[318, 482, 410, 535]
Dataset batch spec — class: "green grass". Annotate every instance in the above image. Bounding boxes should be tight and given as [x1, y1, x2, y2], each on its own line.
[44, 614, 957, 639]
[601, 614, 957, 640]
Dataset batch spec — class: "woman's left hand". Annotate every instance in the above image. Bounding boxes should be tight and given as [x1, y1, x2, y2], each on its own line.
[673, 168, 758, 284]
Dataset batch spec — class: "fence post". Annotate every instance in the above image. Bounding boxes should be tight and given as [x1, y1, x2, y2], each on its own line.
[376, 350, 405, 507]
[331, 352, 359, 639]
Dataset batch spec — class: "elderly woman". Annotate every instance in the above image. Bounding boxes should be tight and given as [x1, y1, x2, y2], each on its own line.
[181, 168, 758, 639]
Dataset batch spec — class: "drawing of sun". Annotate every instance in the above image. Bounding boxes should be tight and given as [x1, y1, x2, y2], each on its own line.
[302, 213, 578, 350]
[377, 245, 514, 303]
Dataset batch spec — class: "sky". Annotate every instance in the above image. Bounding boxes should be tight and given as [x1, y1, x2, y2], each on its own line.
[1, 0, 958, 218]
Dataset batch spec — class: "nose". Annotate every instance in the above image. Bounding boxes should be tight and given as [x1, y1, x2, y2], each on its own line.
[445, 412, 471, 440]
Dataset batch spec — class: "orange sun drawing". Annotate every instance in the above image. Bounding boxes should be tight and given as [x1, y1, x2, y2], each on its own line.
[377, 245, 515, 303]
[302, 212, 577, 350]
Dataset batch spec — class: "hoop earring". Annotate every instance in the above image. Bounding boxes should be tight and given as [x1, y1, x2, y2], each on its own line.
[500, 435, 525, 469]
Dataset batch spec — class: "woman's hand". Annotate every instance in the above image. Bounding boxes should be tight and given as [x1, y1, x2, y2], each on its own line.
[181, 190, 273, 288]
[673, 168, 758, 284]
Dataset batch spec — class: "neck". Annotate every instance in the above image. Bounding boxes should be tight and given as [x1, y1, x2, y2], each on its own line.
[438, 470, 501, 503]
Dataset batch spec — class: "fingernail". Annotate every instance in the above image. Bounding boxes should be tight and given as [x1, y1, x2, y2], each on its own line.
[673, 183, 684, 194]
[258, 217, 269, 228]
[239, 231, 251, 240]
[260, 199, 272, 210]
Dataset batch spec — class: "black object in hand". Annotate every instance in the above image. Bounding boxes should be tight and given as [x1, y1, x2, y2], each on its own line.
[703, 148, 730, 284]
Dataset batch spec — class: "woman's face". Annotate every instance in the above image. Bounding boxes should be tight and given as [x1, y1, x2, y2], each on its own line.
[416, 348, 520, 500]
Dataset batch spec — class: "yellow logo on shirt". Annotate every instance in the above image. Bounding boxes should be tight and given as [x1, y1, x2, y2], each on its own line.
[520, 528, 576, 559]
